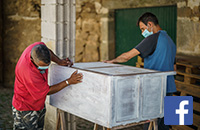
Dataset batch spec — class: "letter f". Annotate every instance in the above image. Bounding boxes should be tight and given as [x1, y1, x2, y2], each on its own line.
[176, 100, 189, 125]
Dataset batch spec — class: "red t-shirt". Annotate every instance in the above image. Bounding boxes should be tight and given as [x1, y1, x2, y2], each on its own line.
[12, 42, 50, 111]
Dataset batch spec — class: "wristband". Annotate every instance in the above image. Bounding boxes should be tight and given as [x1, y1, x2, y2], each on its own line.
[66, 80, 69, 85]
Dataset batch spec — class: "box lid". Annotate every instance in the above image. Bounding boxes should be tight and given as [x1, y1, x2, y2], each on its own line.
[73, 62, 160, 76]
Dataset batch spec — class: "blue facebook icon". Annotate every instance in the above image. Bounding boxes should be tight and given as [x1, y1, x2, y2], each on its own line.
[164, 96, 193, 125]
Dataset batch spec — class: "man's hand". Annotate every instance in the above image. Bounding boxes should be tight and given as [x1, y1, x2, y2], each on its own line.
[67, 70, 83, 85]
[104, 48, 140, 64]
[104, 60, 115, 64]
[48, 70, 83, 95]
[58, 58, 73, 67]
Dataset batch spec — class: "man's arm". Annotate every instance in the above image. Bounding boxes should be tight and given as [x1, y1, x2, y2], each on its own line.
[49, 49, 73, 66]
[49, 49, 61, 64]
[47, 49, 81, 95]
[105, 48, 140, 63]
[47, 70, 83, 95]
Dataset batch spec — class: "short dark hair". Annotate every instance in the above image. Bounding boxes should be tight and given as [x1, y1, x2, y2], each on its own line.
[31, 44, 50, 64]
[137, 12, 159, 26]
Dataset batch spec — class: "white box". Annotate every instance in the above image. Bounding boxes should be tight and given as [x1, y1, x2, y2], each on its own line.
[48, 62, 175, 128]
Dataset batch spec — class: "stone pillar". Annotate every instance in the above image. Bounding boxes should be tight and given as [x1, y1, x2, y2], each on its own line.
[41, 0, 76, 61]
[100, 10, 115, 61]
[0, 0, 2, 85]
[41, 0, 76, 129]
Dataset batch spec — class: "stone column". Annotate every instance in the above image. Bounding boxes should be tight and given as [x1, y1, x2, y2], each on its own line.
[100, 10, 115, 61]
[41, 0, 76, 129]
[41, 0, 76, 60]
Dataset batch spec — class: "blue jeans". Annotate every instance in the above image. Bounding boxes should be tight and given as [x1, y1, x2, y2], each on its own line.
[12, 106, 46, 130]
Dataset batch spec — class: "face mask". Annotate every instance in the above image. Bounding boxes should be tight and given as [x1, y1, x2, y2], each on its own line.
[38, 65, 49, 70]
[142, 28, 153, 38]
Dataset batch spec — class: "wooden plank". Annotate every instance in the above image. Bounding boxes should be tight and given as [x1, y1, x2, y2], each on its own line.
[136, 63, 144, 67]
[67, 113, 71, 130]
[60, 110, 66, 130]
[112, 120, 150, 130]
[175, 80, 200, 98]
[56, 109, 68, 130]
[176, 87, 198, 97]
[148, 121, 153, 130]
[185, 67, 192, 73]
[153, 119, 158, 130]
[180, 92, 187, 96]
[176, 54, 200, 65]
[194, 102, 200, 112]
[137, 56, 143, 63]
[184, 67, 193, 84]
[136, 63, 141, 68]
[176, 62, 200, 68]
[176, 71, 200, 80]
[136, 56, 144, 68]
[176, 87, 200, 98]
[193, 114, 200, 127]
[72, 115, 76, 130]
[56, 111, 61, 130]
[93, 124, 98, 130]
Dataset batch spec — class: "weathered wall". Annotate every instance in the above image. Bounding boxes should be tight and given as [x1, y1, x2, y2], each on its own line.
[76, 0, 102, 62]
[177, 0, 200, 56]
[102, 0, 200, 56]
[0, 0, 3, 85]
[3, 0, 41, 87]
[2, 0, 200, 86]
[75, 0, 200, 63]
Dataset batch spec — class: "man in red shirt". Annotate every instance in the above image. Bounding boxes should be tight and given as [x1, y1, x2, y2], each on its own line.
[12, 42, 83, 130]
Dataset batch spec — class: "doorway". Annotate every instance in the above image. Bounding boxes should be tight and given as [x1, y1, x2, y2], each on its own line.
[115, 5, 177, 66]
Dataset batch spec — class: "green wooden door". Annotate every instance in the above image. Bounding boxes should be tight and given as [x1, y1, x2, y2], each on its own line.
[115, 5, 177, 66]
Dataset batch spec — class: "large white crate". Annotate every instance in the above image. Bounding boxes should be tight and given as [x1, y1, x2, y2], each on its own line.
[48, 62, 175, 128]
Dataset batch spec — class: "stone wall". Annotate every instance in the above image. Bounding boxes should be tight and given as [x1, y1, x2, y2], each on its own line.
[3, 0, 41, 87]
[76, 0, 107, 62]
[102, 0, 200, 57]
[177, 0, 200, 56]
[75, 0, 200, 63]
[0, 0, 2, 85]
[2, 0, 200, 86]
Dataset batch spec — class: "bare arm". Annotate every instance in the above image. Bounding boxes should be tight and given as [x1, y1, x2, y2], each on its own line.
[49, 49, 73, 66]
[105, 48, 140, 63]
[47, 70, 83, 95]
[49, 49, 61, 64]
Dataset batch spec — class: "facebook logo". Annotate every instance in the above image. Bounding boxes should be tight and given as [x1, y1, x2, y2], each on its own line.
[164, 96, 193, 125]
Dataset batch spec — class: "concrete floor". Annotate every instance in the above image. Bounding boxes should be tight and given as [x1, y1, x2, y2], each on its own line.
[0, 87, 13, 130]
